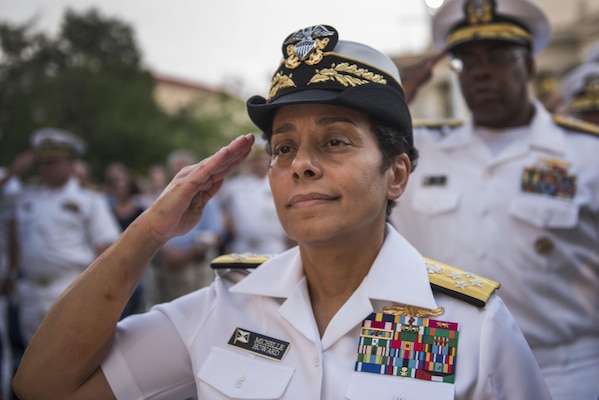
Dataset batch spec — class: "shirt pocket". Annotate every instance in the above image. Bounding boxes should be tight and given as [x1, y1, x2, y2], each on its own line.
[411, 188, 461, 217]
[509, 194, 579, 229]
[345, 372, 454, 400]
[198, 347, 294, 399]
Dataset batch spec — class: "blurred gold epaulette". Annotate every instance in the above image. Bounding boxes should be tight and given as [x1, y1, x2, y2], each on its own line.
[553, 114, 599, 137]
[424, 257, 500, 308]
[412, 118, 464, 129]
[210, 253, 274, 270]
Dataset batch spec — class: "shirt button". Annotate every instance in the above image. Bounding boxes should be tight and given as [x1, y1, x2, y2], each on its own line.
[313, 355, 320, 367]
[235, 376, 246, 388]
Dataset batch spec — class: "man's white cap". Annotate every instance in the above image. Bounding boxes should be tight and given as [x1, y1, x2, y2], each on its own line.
[560, 62, 599, 113]
[432, 0, 552, 54]
[30, 127, 86, 160]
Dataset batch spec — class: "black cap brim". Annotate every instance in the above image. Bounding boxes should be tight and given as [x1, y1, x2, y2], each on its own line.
[247, 85, 412, 146]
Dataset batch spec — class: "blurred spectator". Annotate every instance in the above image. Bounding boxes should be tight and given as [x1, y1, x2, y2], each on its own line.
[72, 159, 99, 190]
[2, 128, 121, 345]
[559, 62, 599, 125]
[584, 40, 599, 64]
[139, 164, 167, 208]
[105, 164, 147, 318]
[0, 159, 27, 400]
[103, 162, 128, 207]
[149, 150, 225, 304]
[218, 135, 293, 254]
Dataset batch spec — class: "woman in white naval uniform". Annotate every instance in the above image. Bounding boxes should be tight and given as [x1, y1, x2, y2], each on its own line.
[13, 25, 550, 399]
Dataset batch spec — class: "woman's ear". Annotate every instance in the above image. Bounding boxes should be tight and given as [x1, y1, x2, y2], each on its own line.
[387, 153, 410, 201]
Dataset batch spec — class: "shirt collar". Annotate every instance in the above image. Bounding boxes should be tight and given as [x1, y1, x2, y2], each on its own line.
[230, 224, 438, 310]
[438, 100, 566, 156]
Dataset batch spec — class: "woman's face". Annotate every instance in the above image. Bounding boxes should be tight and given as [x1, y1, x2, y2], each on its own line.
[268, 103, 408, 246]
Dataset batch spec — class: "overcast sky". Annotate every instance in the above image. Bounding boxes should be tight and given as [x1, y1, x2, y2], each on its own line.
[0, 0, 437, 96]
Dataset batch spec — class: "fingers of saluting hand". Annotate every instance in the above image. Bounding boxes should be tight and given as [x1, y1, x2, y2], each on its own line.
[179, 133, 255, 191]
[144, 134, 255, 242]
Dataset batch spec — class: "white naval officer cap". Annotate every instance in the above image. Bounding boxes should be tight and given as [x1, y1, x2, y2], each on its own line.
[432, 0, 552, 54]
[30, 127, 86, 161]
[560, 62, 599, 113]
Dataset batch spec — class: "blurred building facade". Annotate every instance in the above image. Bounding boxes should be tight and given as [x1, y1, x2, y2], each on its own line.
[394, 0, 599, 120]
[152, 73, 253, 137]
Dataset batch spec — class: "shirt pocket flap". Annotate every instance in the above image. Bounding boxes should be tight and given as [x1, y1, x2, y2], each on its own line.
[411, 188, 460, 217]
[198, 347, 294, 399]
[346, 372, 454, 400]
[509, 195, 578, 228]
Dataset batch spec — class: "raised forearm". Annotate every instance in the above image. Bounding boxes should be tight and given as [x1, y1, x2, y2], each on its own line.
[13, 134, 255, 399]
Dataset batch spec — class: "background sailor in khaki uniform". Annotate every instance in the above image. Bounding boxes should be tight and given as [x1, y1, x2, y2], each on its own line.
[389, 1, 599, 399]
[11, 128, 121, 344]
[14, 25, 550, 399]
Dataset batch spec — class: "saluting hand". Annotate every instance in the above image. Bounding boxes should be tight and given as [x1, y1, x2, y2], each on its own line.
[400, 48, 447, 104]
[142, 134, 255, 244]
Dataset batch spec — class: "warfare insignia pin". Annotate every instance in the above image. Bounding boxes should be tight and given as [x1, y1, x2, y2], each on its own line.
[228, 327, 290, 361]
[355, 313, 459, 383]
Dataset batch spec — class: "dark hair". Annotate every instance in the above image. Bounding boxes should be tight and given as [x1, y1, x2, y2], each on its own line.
[372, 119, 418, 216]
[261, 116, 418, 217]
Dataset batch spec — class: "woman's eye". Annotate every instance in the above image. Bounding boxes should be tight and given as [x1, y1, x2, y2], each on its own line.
[328, 138, 347, 147]
[273, 145, 291, 155]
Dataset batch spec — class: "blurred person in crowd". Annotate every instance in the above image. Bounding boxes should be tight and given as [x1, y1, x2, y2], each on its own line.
[103, 162, 128, 207]
[105, 165, 147, 318]
[139, 164, 167, 209]
[389, 0, 599, 398]
[14, 24, 549, 400]
[72, 159, 99, 190]
[0, 155, 29, 400]
[149, 149, 225, 303]
[585, 40, 599, 64]
[1, 128, 121, 346]
[559, 62, 599, 125]
[218, 134, 293, 255]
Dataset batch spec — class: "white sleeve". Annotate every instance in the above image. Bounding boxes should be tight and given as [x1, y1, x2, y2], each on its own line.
[101, 308, 196, 400]
[87, 193, 121, 247]
[473, 296, 551, 400]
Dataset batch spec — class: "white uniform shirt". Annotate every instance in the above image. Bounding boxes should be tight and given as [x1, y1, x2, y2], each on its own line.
[101, 226, 549, 400]
[15, 177, 121, 281]
[219, 174, 288, 254]
[391, 102, 599, 350]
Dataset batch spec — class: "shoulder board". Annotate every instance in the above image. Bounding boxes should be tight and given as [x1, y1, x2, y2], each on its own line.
[212, 254, 500, 308]
[424, 257, 500, 308]
[412, 118, 464, 130]
[553, 114, 599, 137]
[210, 253, 272, 270]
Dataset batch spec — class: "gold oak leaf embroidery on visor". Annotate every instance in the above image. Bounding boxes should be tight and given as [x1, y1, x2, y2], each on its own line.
[309, 62, 388, 87]
[268, 72, 296, 101]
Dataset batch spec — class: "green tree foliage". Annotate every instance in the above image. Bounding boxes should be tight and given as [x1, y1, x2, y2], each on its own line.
[0, 8, 255, 182]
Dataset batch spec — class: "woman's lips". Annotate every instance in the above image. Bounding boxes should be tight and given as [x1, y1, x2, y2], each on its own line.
[288, 193, 339, 207]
